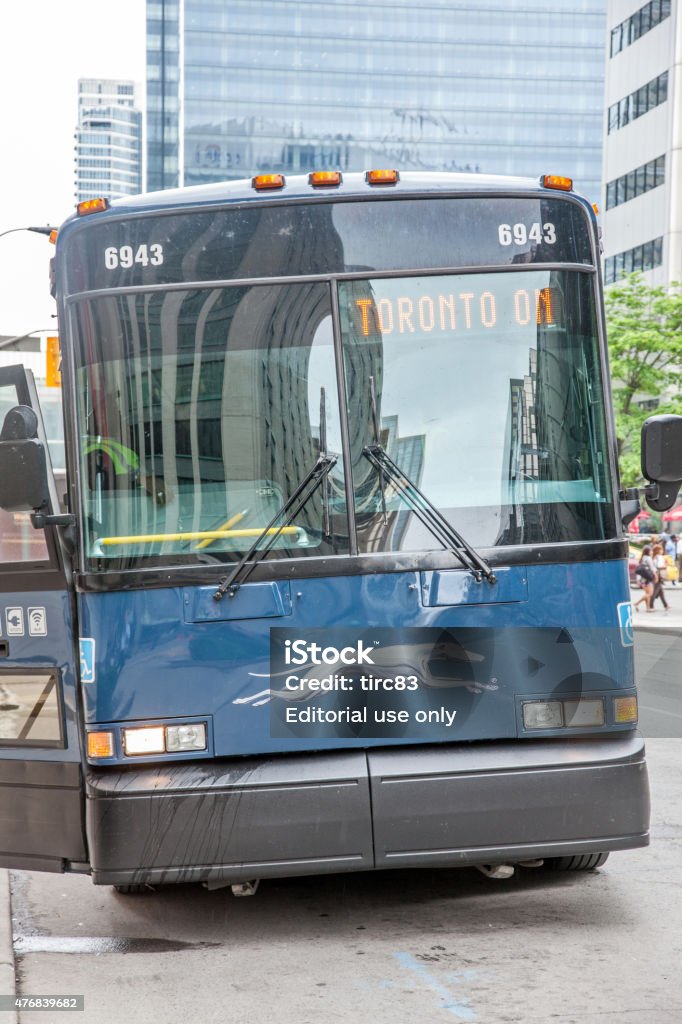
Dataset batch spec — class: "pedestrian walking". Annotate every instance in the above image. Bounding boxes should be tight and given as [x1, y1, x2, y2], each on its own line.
[652, 543, 670, 612]
[634, 546, 656, 612]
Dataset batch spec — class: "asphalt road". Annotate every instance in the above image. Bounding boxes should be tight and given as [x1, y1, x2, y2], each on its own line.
[4, 735, 681, 1024]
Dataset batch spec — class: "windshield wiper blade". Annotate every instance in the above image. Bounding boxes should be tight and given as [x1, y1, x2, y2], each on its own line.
[362, 443, 497, 585]
[213, 453, 337, 601]
[319, 386, 332, 539]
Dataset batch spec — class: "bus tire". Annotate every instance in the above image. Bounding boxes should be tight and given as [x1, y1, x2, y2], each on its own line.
[113, 883, 151, 894]
[547, 852, 609, 872]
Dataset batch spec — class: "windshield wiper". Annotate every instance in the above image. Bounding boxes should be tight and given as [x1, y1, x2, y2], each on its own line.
[363, 444, 496, 584]
[319, 386, 332, 539]
[213, 452, 337, 601]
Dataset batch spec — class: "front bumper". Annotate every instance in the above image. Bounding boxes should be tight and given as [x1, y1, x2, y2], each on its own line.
[85, 733, 649, 885]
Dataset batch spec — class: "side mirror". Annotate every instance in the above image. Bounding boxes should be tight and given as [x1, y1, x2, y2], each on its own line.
[0, 404, 51, 513]
[642, 414, 682, 511]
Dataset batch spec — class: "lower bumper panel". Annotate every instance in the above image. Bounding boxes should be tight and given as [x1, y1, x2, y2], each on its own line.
[86, 734, 649, 885]
[369, 733, 649, 868]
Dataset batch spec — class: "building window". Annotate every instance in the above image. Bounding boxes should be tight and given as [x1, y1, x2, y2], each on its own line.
[604, 236, 663, 284]
[607, 72, 668, 133]
[610, 0, 671, 57]
[606, 155, 665, 210]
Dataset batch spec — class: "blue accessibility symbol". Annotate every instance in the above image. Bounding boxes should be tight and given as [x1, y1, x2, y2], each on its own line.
[617, 602, 634, 647]
[79, 638, 96, 683]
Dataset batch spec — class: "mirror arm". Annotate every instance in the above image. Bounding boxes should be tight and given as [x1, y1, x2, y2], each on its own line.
[643, 479, 682, 513]
[30, 511, 76, 529]
[30, 511, 77, 556]
[619, 488, 641, 528]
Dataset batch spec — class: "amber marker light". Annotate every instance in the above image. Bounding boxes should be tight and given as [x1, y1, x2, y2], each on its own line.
[366, 169, 400, 185]
[592, 203, 599, 215]
[87, 731, 115, 759]
[77, 197, 110, 216]
[309, 171, 342, 187]
[252, 173, 285, 191]
[542, 174, 573, 192]
[49, 229, 58, 245]
[614, 695, 638, 723]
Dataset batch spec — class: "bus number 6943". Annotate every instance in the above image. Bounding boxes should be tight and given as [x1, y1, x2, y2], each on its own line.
[498, 223, 556, 246]
[104, 244, 164, 269]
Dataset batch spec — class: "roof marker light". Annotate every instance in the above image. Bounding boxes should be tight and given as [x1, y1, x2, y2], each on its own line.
[542, 174, 573, 192]
[252, 173, 285, 191]
[366, 169, 400, 186]
[77, 197, 110, 216]
[309, 171, 342, 188]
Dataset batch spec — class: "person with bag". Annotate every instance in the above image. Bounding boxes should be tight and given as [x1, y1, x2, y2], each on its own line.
[634, 546, 656, 612]
[651, 543, 670, 611]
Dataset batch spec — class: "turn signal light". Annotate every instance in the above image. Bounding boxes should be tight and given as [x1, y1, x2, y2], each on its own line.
[366, 169, 400, 186]
[309, 171, 342, 188]
[77, 197, 110, 216]
[542, 174, 573, 192]
[614, 695, 638, 723]
[252, 174, 285, 191]
[49, 229, 58, 245]
[87, 731, 114, 759]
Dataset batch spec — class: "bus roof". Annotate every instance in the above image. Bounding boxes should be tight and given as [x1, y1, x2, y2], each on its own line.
[63, 171, 587, 227]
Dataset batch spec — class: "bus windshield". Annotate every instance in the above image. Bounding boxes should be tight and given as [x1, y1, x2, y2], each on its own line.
[72, 267, 615, 570]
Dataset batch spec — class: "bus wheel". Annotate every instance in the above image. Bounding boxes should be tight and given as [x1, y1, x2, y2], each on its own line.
[113, 883, 152, 894]
[548, 853, 609, 871]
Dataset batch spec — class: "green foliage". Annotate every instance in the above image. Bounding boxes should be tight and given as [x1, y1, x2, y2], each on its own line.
[605, 273, 682, 487]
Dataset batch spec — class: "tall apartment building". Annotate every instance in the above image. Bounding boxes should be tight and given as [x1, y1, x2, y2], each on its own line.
[602, 1, 680, 285]
[147, 0, 606, 197]
[74, 79, 143, 203]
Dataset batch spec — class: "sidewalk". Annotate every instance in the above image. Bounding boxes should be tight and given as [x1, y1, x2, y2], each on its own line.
[632, 578, 682, 630]
[0, 870, 17, 1023]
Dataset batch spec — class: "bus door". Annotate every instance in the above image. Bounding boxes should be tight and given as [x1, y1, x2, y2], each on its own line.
[0, 366, 87, 874]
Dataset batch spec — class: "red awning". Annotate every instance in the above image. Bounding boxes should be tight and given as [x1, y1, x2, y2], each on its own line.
[662, 506, 682, 521]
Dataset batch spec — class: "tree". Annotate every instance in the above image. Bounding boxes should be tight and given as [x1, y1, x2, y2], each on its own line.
[605, 273, 682, 487]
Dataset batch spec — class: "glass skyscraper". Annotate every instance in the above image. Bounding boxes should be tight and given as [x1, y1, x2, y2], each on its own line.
[147, 0, 606, 199]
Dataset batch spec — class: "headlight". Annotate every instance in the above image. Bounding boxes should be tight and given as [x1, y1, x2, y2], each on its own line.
[166, 723, 207, 752]
[522, 701, 563, 729]
[563, 699, 605, 728]
[522, 697, 607, 731]
[122, 726, 166, 755]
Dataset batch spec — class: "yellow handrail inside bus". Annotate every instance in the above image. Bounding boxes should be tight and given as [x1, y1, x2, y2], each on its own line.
[194, 509, 247, 550]
[99, 527, 301, 546]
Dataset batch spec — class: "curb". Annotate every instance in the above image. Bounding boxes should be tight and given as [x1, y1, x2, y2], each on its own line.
[0, 870, 17, 1024]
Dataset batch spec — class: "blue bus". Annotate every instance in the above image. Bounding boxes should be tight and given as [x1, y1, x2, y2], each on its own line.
[1, 170, 680, 892]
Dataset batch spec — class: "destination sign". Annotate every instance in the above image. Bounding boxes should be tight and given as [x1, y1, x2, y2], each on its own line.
[353, 286, 556, 337]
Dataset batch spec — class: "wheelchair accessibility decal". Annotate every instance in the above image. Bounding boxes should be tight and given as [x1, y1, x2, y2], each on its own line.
[617, 602, 634, 647]
[79, 638, 96, 684]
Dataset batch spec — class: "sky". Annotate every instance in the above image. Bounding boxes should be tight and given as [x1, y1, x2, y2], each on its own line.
[0, 1, 146, 337]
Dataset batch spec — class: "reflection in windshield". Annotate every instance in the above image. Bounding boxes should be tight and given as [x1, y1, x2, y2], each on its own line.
[73, 283, 348, 568]
[339, 270, 615, 551]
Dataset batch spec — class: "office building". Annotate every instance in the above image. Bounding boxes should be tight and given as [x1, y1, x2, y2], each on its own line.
[147, 0, 607, 197]
[75, 79, 143, 203]
[602, 1, 680, 285]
